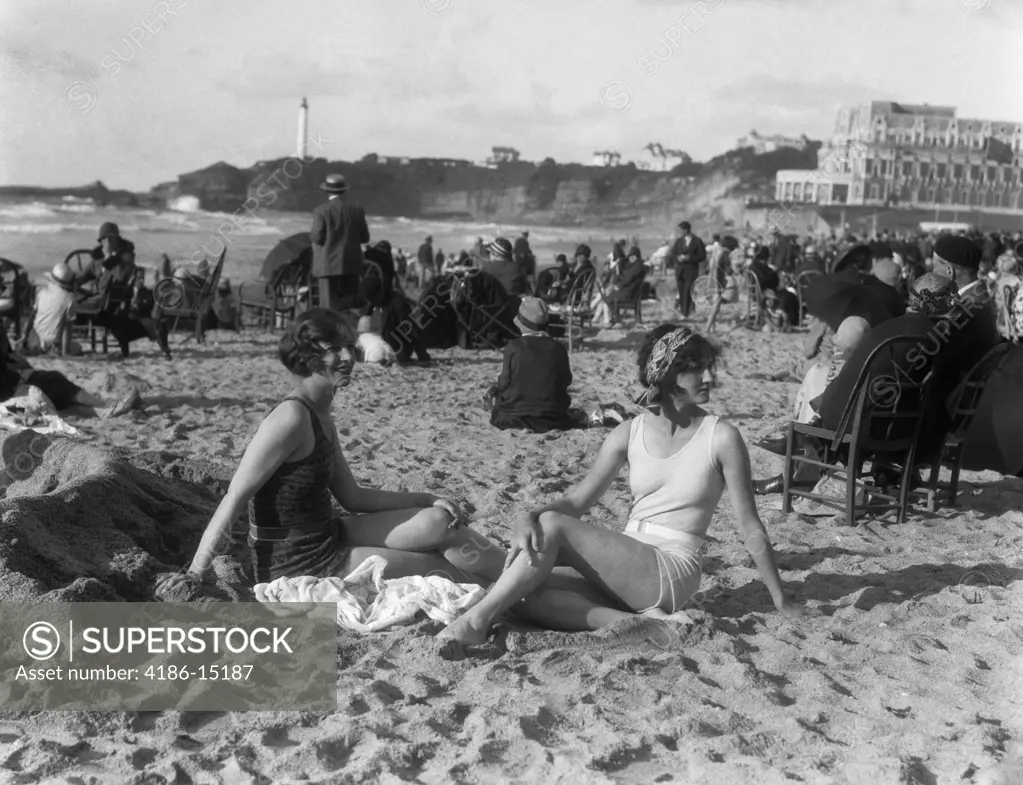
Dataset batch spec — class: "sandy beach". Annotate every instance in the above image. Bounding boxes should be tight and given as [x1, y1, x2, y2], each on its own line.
[0, 321, 1020, 784]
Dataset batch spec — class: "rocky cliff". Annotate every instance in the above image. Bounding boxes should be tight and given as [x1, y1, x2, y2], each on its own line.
[150, 143, 821, 225]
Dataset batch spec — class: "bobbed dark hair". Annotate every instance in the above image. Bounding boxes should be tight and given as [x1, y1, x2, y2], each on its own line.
[637, 323, 719, 403]
[278, 308, 358, 377]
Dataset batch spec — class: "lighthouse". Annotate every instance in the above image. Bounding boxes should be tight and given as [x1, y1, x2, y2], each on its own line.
[297, 97, 309, 159]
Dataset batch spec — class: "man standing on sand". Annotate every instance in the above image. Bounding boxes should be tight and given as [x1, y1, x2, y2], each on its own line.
[417, 235, 435, 285]
[513, 231, 536, 280]
[310, 173, 370, 311]
[671, 221, 706, 318]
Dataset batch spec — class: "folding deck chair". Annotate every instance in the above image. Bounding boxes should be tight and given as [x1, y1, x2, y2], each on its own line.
[782, 334, 938, 525]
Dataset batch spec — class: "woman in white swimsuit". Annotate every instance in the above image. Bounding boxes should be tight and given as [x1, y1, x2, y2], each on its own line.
[439, 324, 805, 648]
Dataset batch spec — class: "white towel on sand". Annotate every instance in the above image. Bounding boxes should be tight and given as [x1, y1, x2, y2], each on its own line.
[357, 333, 397, 366]
[253, 555, 485, 633]
[0, 387, 80, 436]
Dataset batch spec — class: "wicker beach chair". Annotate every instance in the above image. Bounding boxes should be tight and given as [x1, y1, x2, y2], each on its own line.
[782, 334, 938, 525]
[0, 259, 30, 339]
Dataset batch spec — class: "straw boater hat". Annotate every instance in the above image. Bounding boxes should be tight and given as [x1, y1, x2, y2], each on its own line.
[319, 173, 349, 194]
[514, 296, 549, 334]
[46, 262, 75, 290]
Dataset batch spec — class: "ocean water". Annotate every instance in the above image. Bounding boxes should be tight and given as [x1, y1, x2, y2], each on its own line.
[0, 198, 670, 287]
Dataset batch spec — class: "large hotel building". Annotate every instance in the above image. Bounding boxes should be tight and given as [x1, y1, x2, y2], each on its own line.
[775, 102, 1023, 214]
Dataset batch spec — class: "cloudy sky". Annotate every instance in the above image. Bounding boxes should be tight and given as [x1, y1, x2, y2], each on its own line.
[1, 0, 1020, 190]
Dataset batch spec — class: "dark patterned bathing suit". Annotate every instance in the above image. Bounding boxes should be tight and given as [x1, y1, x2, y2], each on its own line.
[248, 396, 349, 583]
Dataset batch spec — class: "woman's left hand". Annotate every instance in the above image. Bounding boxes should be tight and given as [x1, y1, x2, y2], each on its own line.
[431, 496, 467, 528]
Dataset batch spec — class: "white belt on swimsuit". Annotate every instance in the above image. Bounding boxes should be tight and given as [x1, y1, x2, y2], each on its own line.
[625, 520, 705, 553]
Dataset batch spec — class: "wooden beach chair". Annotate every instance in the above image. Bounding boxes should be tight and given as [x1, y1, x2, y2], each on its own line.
[548, 269, 596, 354]
[737, 271, 765, 331]
[154, 249, 226, 345]
[917, 343, 1011, 511]
[782, 334, 937, 525]
[0, 259, 30, 340]
[796, 270, 822, 326]
[239, 261, 307, 332]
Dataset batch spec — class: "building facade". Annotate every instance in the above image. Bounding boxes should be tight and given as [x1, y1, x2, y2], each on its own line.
[775, 102, 1023, 213]
[738, 130, 810, 154]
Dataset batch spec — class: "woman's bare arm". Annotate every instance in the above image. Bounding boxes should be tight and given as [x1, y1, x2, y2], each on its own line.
[713, 420, 803, 617]
[186, 403, 307, 576]
[328, 441, 434, 513]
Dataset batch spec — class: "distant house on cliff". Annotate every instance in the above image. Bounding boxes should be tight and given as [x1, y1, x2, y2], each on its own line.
[737, 130, 811, 154]
[638, 143, 692, 171]
[592, 150, 622, 167]
[376, 155, 411, 166]
[485, 147, 521, 168]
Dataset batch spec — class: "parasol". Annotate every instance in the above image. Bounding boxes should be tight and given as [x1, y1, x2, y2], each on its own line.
[802, 273, 905, 332]
[831, 243, 871, 275]
[259, 232, 312, 281]
[962, 345, 1023, 476]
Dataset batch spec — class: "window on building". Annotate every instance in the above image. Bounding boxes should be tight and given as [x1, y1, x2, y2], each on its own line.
[936, 163, 946, 179]
[902, 161, 913, 176]
[832, 184, 849, 203]
[954, 163, 964, 179]
[869, 184, 880, 200]
[920, 162, 930, 179]
[792, 183, 803, 201]
[881, 160, 890, 176]
[970, 164, 981, 180]
[987, 166, 997, 181]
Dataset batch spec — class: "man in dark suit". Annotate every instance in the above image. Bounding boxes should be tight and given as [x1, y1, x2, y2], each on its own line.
[417, 235, 435, 281]
[671, 221, 706, 317]
[513, 231, 536, 280]
[310, 174, 370, 310]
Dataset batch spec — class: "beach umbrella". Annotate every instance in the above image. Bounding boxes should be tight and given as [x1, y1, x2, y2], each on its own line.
[962, 345, 1023, 476]
[259, 232, 312, 281]
[802, 273, 905, 332]
[831, 243, 871, 275]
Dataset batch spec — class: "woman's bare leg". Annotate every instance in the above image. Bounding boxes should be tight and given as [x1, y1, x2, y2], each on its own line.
[438, 512, 661, 646]
[343, 507, 507, 583]
[518, 569, 634, 631]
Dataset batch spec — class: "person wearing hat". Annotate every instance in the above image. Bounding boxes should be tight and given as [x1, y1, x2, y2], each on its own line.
[310, 173, 370, 311]
[76, 222, 137, 307]
[481, 237, 530, 297]
[488, 296, 575, 433]
[415, 235, 435, 287]
[513, 230, 536, 280]
[671, 221, 706, 317]
[535, 253, 571, 303]
[23, 263, 80, 356]
[931, 234, 987, 303]
[593, 245, 647, 327]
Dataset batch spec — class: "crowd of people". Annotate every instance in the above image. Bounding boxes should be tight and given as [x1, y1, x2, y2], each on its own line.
[2, 169, 1018, 653]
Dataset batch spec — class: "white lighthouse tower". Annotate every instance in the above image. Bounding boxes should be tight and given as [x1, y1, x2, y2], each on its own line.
[297, 97, 309, 159]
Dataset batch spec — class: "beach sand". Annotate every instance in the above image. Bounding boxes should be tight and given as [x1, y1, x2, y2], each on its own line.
[0, 323, 1021, 784]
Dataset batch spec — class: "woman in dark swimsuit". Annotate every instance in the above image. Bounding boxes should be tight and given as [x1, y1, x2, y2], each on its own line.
[156, 308, 506, 594]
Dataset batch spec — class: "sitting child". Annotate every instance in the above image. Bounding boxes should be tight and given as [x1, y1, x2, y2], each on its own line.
[488, 297, 575, 433]
[792, 315, 871, 423]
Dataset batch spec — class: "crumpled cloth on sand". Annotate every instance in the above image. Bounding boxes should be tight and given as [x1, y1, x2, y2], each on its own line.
[253, 555, 486, 633]
[0, 386, 80, 436]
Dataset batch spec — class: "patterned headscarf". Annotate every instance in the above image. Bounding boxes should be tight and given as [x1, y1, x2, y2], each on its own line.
[644, 327, 697, 400]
